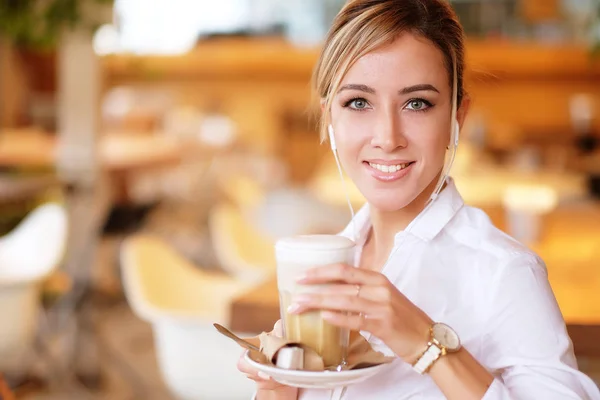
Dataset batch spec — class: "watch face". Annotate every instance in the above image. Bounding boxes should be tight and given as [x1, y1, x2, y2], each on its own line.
[432, 323, 461, 351]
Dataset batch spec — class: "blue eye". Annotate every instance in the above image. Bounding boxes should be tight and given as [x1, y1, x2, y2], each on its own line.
[405, 99, 432, 111]
[344, 98, 370, 110]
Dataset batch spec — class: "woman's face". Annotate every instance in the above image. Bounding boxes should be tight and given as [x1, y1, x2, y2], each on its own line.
[330, 33, 461, 212]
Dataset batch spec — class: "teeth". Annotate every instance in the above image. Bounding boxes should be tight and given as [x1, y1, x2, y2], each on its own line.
[369, 162, 410, 173]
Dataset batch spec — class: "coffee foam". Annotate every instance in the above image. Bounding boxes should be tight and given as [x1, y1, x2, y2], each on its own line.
[275, 235, 355, 266]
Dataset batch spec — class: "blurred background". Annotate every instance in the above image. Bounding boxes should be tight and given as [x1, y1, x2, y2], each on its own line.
[0, 0, 599, 399]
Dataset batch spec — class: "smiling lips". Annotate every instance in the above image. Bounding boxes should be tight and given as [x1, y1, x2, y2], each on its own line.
[364, 160, 415, 182]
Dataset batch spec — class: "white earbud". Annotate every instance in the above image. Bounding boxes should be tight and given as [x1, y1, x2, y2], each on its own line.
[328, 124, 337, 151]
[450, 119, 460, 148]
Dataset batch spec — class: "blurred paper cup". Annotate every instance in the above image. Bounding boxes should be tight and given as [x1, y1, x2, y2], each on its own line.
[502, 184, 558, 244]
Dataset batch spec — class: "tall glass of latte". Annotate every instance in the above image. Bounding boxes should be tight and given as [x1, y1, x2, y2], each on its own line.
[275, 235, 356, 368]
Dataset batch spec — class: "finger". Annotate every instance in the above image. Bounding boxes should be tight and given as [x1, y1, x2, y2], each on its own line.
[287, 293, 379, 315]
[240, 363, 283, 389]
[273, 319, 283, 337]
[237, 355, 260, 375]
[256, 380, 285, 391]
[258, 371, 271, 381]
[297, 263, 388, 286]
[246, 375, 284, 391]
[244, 372, 270, 382]
[255, 372, 287, 391]
[300, 283, 389, 302]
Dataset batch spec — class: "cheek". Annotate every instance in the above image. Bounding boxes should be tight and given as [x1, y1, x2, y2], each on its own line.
[330, 110, 372, 157]
[405, 117, 449, 161]
[413, 132, 446, 161]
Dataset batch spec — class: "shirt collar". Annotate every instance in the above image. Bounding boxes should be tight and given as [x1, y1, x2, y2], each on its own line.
[403, 177, 464, 242]
[340, 177, 464, 245]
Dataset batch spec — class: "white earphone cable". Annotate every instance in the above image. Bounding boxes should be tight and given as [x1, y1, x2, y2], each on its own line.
[332, 146, 358, 244]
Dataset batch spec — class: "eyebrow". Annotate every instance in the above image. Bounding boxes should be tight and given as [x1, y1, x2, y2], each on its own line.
[338, 84, 376, 94]
[337, 83, 440, 95]
[400, 84, 440, 95]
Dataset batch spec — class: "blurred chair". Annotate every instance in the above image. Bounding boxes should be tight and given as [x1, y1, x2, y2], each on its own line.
[217, 175, 265, 210]
[209, 202, 276, 283]
[0, 203, 68, 373]
[120, 235, 256, 400]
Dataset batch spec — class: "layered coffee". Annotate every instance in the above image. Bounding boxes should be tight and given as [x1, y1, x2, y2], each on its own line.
[279, 289, 346, 367]
[275, 235, 355, 368]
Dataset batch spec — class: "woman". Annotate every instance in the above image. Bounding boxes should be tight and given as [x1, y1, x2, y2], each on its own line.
[238, 0, 600, 399]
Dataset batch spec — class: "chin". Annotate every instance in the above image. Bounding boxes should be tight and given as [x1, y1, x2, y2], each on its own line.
[360, 186, 419, 213]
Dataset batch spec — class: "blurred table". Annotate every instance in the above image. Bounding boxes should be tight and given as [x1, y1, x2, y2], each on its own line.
[230, 203, 600, 356]
[0, 131, 184, 204]
[0, 131, 54, 168]
[0, 175, 60, 204]
[0, 131, 183, 170]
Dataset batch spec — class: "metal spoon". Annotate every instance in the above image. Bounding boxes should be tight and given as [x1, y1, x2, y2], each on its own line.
[213, 323, 260, 352]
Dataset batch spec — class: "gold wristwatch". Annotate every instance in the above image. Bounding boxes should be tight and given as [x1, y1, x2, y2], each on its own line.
[412, 322, 461, 374]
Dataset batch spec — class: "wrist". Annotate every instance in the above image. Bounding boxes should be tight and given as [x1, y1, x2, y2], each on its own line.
[399, 318, 432, 364]
[425, 347, 494, 399]
[405, 333, 430, 365]
[427, 346, 462, 375]
[410, 322, 462, 375]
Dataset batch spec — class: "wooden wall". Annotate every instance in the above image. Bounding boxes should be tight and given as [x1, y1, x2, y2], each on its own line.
[465, 41, 600, 150]
[0, 40, 29, 128]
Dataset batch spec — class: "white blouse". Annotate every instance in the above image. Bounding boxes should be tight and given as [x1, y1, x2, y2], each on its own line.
[295, 179, 600, 400]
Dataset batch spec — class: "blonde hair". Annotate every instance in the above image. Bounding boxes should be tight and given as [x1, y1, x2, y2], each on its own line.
[313, 0, 465, 142]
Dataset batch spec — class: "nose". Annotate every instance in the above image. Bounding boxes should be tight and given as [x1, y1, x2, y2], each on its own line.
[370, 107, 407, 152]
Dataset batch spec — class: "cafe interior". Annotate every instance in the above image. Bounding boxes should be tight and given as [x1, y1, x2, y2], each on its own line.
[0, 0, 599, 399]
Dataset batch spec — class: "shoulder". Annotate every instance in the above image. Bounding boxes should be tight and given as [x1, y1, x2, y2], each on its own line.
[440, 206, 567, 341]
[439, 206, 561, 326]
[439, 205, 546, 277]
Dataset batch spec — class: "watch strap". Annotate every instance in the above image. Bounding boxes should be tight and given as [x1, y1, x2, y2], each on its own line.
[412, 342, 442, 375]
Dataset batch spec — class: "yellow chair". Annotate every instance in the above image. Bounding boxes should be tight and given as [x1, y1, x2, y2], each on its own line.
[120, 235, 255, 400]
[217, 175, 265, 210]
[209, 203, 276, 283]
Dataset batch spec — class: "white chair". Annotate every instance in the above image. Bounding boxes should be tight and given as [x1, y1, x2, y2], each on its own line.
[209, 202, 276, 284]
[0, 203, 68, 372]
[120, 235, 256, 400]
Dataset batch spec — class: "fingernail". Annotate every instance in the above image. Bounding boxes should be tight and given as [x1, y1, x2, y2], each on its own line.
[257, 371, 271, 380]
[287, 303, 302, 314]
[295, 272, 308, 282]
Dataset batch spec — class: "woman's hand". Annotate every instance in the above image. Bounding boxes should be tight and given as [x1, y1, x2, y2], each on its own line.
[236, 320, 299, 400]
[288, 263, 433, 364]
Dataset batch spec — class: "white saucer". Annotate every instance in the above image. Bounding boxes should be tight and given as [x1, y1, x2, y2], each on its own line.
[244, 351, 389, 389]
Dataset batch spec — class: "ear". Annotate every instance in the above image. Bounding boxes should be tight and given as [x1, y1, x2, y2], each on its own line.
[456, 95, 471, 130]
[320, 98, 327, 114]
